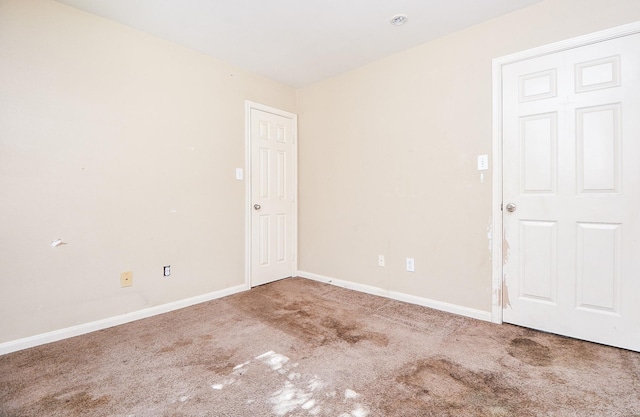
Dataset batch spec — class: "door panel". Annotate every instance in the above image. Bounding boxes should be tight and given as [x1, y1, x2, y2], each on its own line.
[250, 108, 296, 287]
[502, 33, 640, 351]
[519, 220, 557, 304]
[520, 113, 557, 193]
[577, 104, 620, 193]
[576, 222, 620, 313]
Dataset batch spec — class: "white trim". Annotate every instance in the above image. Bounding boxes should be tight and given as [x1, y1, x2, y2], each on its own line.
[244, 101, 252, 289]
[244, 101, 298, 288]
[298, 271, 492, 322]
[491, 50, 505, 325]
[0, 284, 248, 355]
[490, 21, 640, 325]
[494, 21, 640, 69]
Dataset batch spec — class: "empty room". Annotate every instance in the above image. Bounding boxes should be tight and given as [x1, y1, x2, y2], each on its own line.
[1, 0, 640, 415]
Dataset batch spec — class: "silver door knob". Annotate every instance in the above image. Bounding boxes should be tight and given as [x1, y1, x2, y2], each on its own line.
[253, 204, 261, 210]
[506, 203, 517, 212]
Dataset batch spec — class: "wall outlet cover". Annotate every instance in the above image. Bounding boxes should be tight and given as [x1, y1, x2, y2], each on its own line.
[406, 258, 415, 272]
[120, 271, 133, 287]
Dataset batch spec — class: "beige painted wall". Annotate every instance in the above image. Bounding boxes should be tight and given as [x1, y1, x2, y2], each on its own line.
[3, 0, 640, 346]
[297, 0, 640, 312]
[0, 0, 296, 343]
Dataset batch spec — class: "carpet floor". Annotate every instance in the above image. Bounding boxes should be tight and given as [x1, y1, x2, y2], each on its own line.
[1, 277, 639, 416]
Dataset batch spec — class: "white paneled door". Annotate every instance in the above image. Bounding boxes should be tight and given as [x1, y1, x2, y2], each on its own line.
[502, 33, 640, 351]
[249, 106, 296, 287]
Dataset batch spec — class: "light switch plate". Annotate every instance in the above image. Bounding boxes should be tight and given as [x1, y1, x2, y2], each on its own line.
[235, 168, 243, 180]
[477, 155, 489, 171]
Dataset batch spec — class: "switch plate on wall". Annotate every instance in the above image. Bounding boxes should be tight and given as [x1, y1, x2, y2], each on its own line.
[477, 155, 489, 171]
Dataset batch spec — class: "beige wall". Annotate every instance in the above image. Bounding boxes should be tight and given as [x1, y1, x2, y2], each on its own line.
[3, 0, 640, 347]
[297, 0, 640, 312]
[0, 0, 296, 343]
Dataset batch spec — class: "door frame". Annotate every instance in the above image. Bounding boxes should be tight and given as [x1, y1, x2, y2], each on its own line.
[244, 101, 298, 288]
[491, 21, 640, 324]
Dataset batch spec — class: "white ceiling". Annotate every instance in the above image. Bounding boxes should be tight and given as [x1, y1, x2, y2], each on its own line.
[55, 0, 541, 87]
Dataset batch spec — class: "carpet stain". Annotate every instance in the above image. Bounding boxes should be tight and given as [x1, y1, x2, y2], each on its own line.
[31, 390, 111, 417]
[507, 338, 552, 366]
[180, 349, 235, 374]
[231, 289, 388, 347]
[0, 380, 26, 406]
[389, 357, 532, 417]
[321, 317, 388, 346]
[207, 362, 236, 374]
[13, 347, 71, 370]
[551, 335, 604, 367]
[159, 338, 193, 353]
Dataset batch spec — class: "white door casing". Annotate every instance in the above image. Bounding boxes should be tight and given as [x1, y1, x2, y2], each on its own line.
[492, 23, 640, 351]
[245, 102, 297, 287]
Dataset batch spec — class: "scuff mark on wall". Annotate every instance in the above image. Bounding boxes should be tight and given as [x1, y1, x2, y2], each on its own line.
[502, 228, 510, 266]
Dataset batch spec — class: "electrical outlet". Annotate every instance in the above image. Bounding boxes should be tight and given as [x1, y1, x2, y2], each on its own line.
[378, 255, 385, 267]
[120, 271, 133, 287]
[163, 265, 171, 277]
[406, 258, 415, 272]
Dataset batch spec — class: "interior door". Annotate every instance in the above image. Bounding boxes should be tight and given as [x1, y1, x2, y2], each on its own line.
[250, 107, 296, 287]
[502, 33, 640, 351]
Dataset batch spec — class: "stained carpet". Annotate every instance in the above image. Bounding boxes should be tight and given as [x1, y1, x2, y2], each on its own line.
[1, 277, 639, 416]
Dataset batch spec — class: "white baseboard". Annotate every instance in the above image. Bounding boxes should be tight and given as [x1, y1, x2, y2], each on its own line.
[298, 271, 492, 322]
[1, 274, 492, 356]
[0, 283, 249, 356]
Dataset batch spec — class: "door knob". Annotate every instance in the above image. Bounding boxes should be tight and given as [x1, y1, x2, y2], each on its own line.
[505, 203, 517, 212]
[254, 204, 261, 210]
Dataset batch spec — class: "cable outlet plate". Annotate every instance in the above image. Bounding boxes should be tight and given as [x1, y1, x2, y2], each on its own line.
[378, 255, 385, 267]
[120, 271, 133, 287]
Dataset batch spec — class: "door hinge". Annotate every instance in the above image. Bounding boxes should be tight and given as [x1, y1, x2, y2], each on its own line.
[500, 202, 503, 211]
